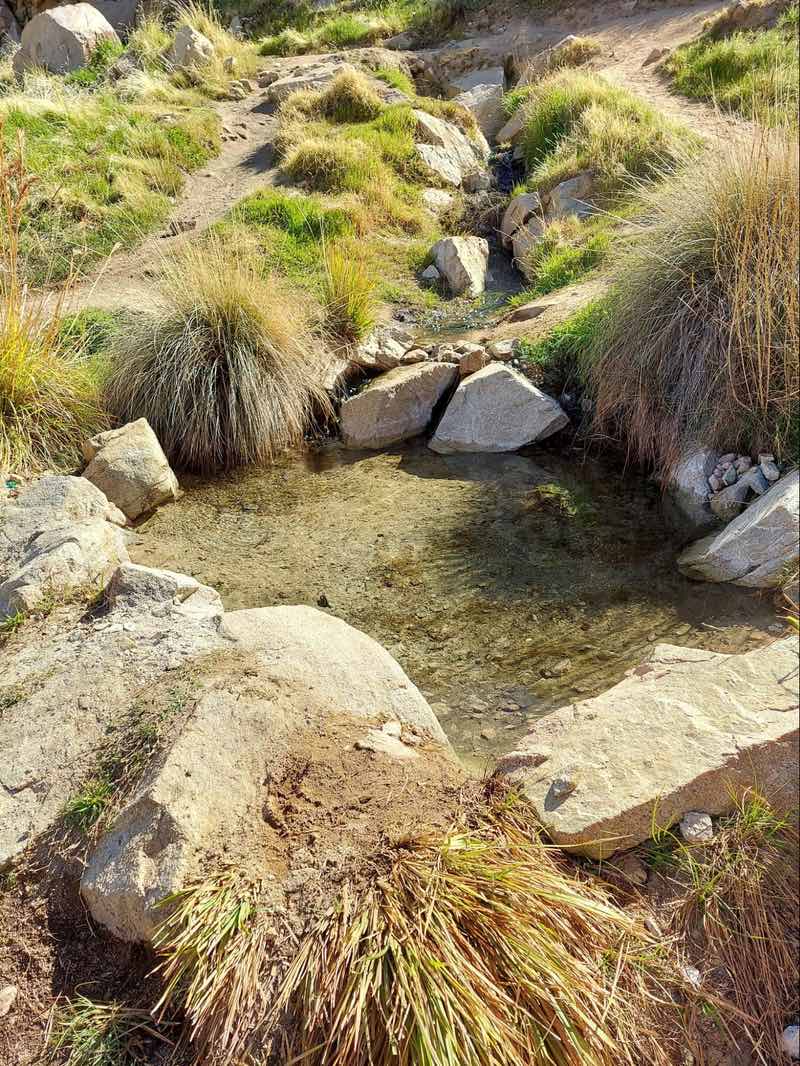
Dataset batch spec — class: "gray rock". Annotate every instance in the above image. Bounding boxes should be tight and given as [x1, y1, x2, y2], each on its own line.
[486, 339, 516, 361]
[463, 167, 492, 193]
[495, 638, 799, 858]
[496, 108, 527, 146]
[761, 458, 780, 481]
[429, 364, 569, 454]
[447, 65, 505, 95]
[452, 82, 505, 141]
[783, 1025, 800, 1060]
[414, 108, 488, 188]
[167, 24, 214, 68]
[431, 236, 489, 297]
[722, 465, 738, 486]
[709, 478, 749, 522]
[421, 187, 455, 214]
[268, 60, 355, 103]
[421, 264, 441, 282]
[107, 563, 223, 621]
[0, 1, 19, 44]
[500, 192, 544, 252]
[341, 363, 457, 449]
[734, 456, 752, 473]
[82, 419, 180, 522]
[678, 469, 799, 587]
[741, 466, 771, 496]
[13, 2, 119, 76]
[708, 475, 723, 493]
[679, 811, 714, 844]
[666, 448, 718, 532]
[81, 605, 452, 941]
[545, 171, 595, 221]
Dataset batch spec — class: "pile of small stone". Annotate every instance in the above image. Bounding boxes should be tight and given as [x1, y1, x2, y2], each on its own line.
[351, 324, 521, 379]
[707, 452, 783, 522]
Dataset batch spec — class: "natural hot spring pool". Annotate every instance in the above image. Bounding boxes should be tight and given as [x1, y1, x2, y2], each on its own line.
[131, 443, 777, 768]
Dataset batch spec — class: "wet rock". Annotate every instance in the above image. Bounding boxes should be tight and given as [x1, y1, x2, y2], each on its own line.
[429, 364, 569, 454]
[431, 236, 489, 297]
[13, 2, 119, 76]
[81, 605, 453, 942]
[495, 638, 799, 858]
[0, 476, 129, 619]
[665, 447, 716, 533]
[82, 418, 180, 522]
[679, 811, 714, 844]
[678, 469, 799, 587]
[452, 82, 505, 141]
[167, 24, 214, 69]
[341, 363, 458, 449]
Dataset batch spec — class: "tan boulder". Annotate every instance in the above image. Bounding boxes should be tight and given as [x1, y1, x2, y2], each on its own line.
[82, 418, 180, 521]
[13, 2, 119, 76]
[167, 24, 214, 68]
[451, 82, 505, 141]
[431, 235, 489, 297]
[495, 639, 800, 859]
[341, 363, 457, 449]
[500, 191, 544, 251]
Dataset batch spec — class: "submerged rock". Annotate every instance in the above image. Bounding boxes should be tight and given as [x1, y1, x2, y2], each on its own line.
[678, 469, 799, 587]
[341, 363, 457, 449]
[82, 418, 180, 522]
[495, 639, 799, 858]
[429, 364, 569, 454]
[13, 3, 119, 76]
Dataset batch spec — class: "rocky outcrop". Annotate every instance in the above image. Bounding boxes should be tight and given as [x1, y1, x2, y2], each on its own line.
[678, 469, 799, 587]
[495, 639, 800, 858]
[167, 24, 214, 69]
[431, 236, 489, 297]
[13, 2, 119, 76]
[414, 109, 488, 188]
[80, 603, 453, 941]
[341, 363, 457, 449]
[82, 419, 180, 522]
[452, 82, 505, 141]
[429, 364, 569, 454]
[0, 476, 128, 619]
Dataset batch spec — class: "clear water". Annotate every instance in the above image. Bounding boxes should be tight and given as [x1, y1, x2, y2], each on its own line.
[132, 442, 777, 769]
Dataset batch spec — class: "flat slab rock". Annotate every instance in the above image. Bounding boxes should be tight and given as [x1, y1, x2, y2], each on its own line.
[429, 363, 569, 454]
[341, 362, 457, 449]
[495, 638, 799, 858]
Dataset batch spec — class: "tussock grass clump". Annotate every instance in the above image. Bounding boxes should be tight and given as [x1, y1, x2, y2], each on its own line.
[518, 215, 611, 293]
[592, 127, 799, 474]
[654, 791, 799, 1064]
[517, 300, 610, 395]
[0, 137, 107, 475]
[521, 70, 697, 196]
[319, 69, 385, 124]
[230, 188, 353, 241]
[322, 244, 378, 342]
[284, 137, 382, 193]
[105, 238, 333, 472]
[47, 995, 157, 1066]
[666, 5, 799, 125]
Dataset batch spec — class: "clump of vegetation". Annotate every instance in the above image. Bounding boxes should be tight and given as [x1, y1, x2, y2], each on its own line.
[284, 137, 382, 193]
[47, 996, 157, 1066]
[520, 70, 698, 198]
[517, 299, 610, 395]
[517, 215, 611, 295]
[651, 791, 799, 1064]
[591, 126, 799, 474]
[0, 135, 107, 475]
[105, 237, 333, 472]
[319, 69, 385, 123]
[322, 244, 378, 342]
[64, 37, 124, 89]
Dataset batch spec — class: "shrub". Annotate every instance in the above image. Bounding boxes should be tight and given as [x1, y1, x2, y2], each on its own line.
[321, 244, 378, 342]
[318, 69, 385, 124]
[0, 138, 107, 474]
[105, 237, 333, 472]
[521, 70, 697, 197]
[591, 127, 799, 474]
[64, 37, 124, 89]
[283, 137, 382, 192]
[665, 7, 799, 125]
[48, 996, 155, 1065]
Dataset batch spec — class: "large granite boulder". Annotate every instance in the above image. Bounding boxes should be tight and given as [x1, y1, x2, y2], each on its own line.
[0, 476, 128, 619]
[495, 639, 799, 859]
[431, 236, 489, 297]
[82, 418, 180, 522]
[13, 3, 119, 76]
[81, 605, 455, 942]
[341, 363, 457, 449]
[678, 469, 799, 587]
[429, 364, 569, 454]
[414, 109, 488, 188]
[451, 82, 505, 141]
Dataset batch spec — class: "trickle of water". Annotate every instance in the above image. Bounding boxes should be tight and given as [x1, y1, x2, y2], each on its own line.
[132, 443, 776, 768]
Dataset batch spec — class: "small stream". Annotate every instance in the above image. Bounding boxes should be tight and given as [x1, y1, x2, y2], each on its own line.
[132, 443, 777, 769]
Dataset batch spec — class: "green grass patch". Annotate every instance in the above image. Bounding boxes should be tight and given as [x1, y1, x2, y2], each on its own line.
[665, 5, 799, 125]
[514, 216, 611, 297]
[230, 188, 354, 241]
[373, 65, 417, 97]
[48, 996, 156, 1066]
[520, 70, 698, 199]
[517, 299, 610, 393]
[64, 37, 125, 89]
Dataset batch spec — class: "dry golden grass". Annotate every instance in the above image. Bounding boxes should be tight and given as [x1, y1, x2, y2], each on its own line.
[318, 69, 385, 124]
[322, 243, 378, 342]
[592, 125, 799, 474]
[105, 236, 333, 472]
[0, 132, 107, 475]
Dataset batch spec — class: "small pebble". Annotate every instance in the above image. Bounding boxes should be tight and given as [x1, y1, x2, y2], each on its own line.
[782, 1025, 799, 1059]
[708, 475, 723, 493]
[678, 963, 703, 990]
[550, 774, 578, 799]
[0, 985, 17, 1019]
[679, 811, 714, 844]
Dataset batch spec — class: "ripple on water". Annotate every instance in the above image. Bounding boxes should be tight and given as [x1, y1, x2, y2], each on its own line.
[132, 442, 777, 769]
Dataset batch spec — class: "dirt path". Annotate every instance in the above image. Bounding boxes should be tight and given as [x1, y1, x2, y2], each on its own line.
[65, 86, 280, 312]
